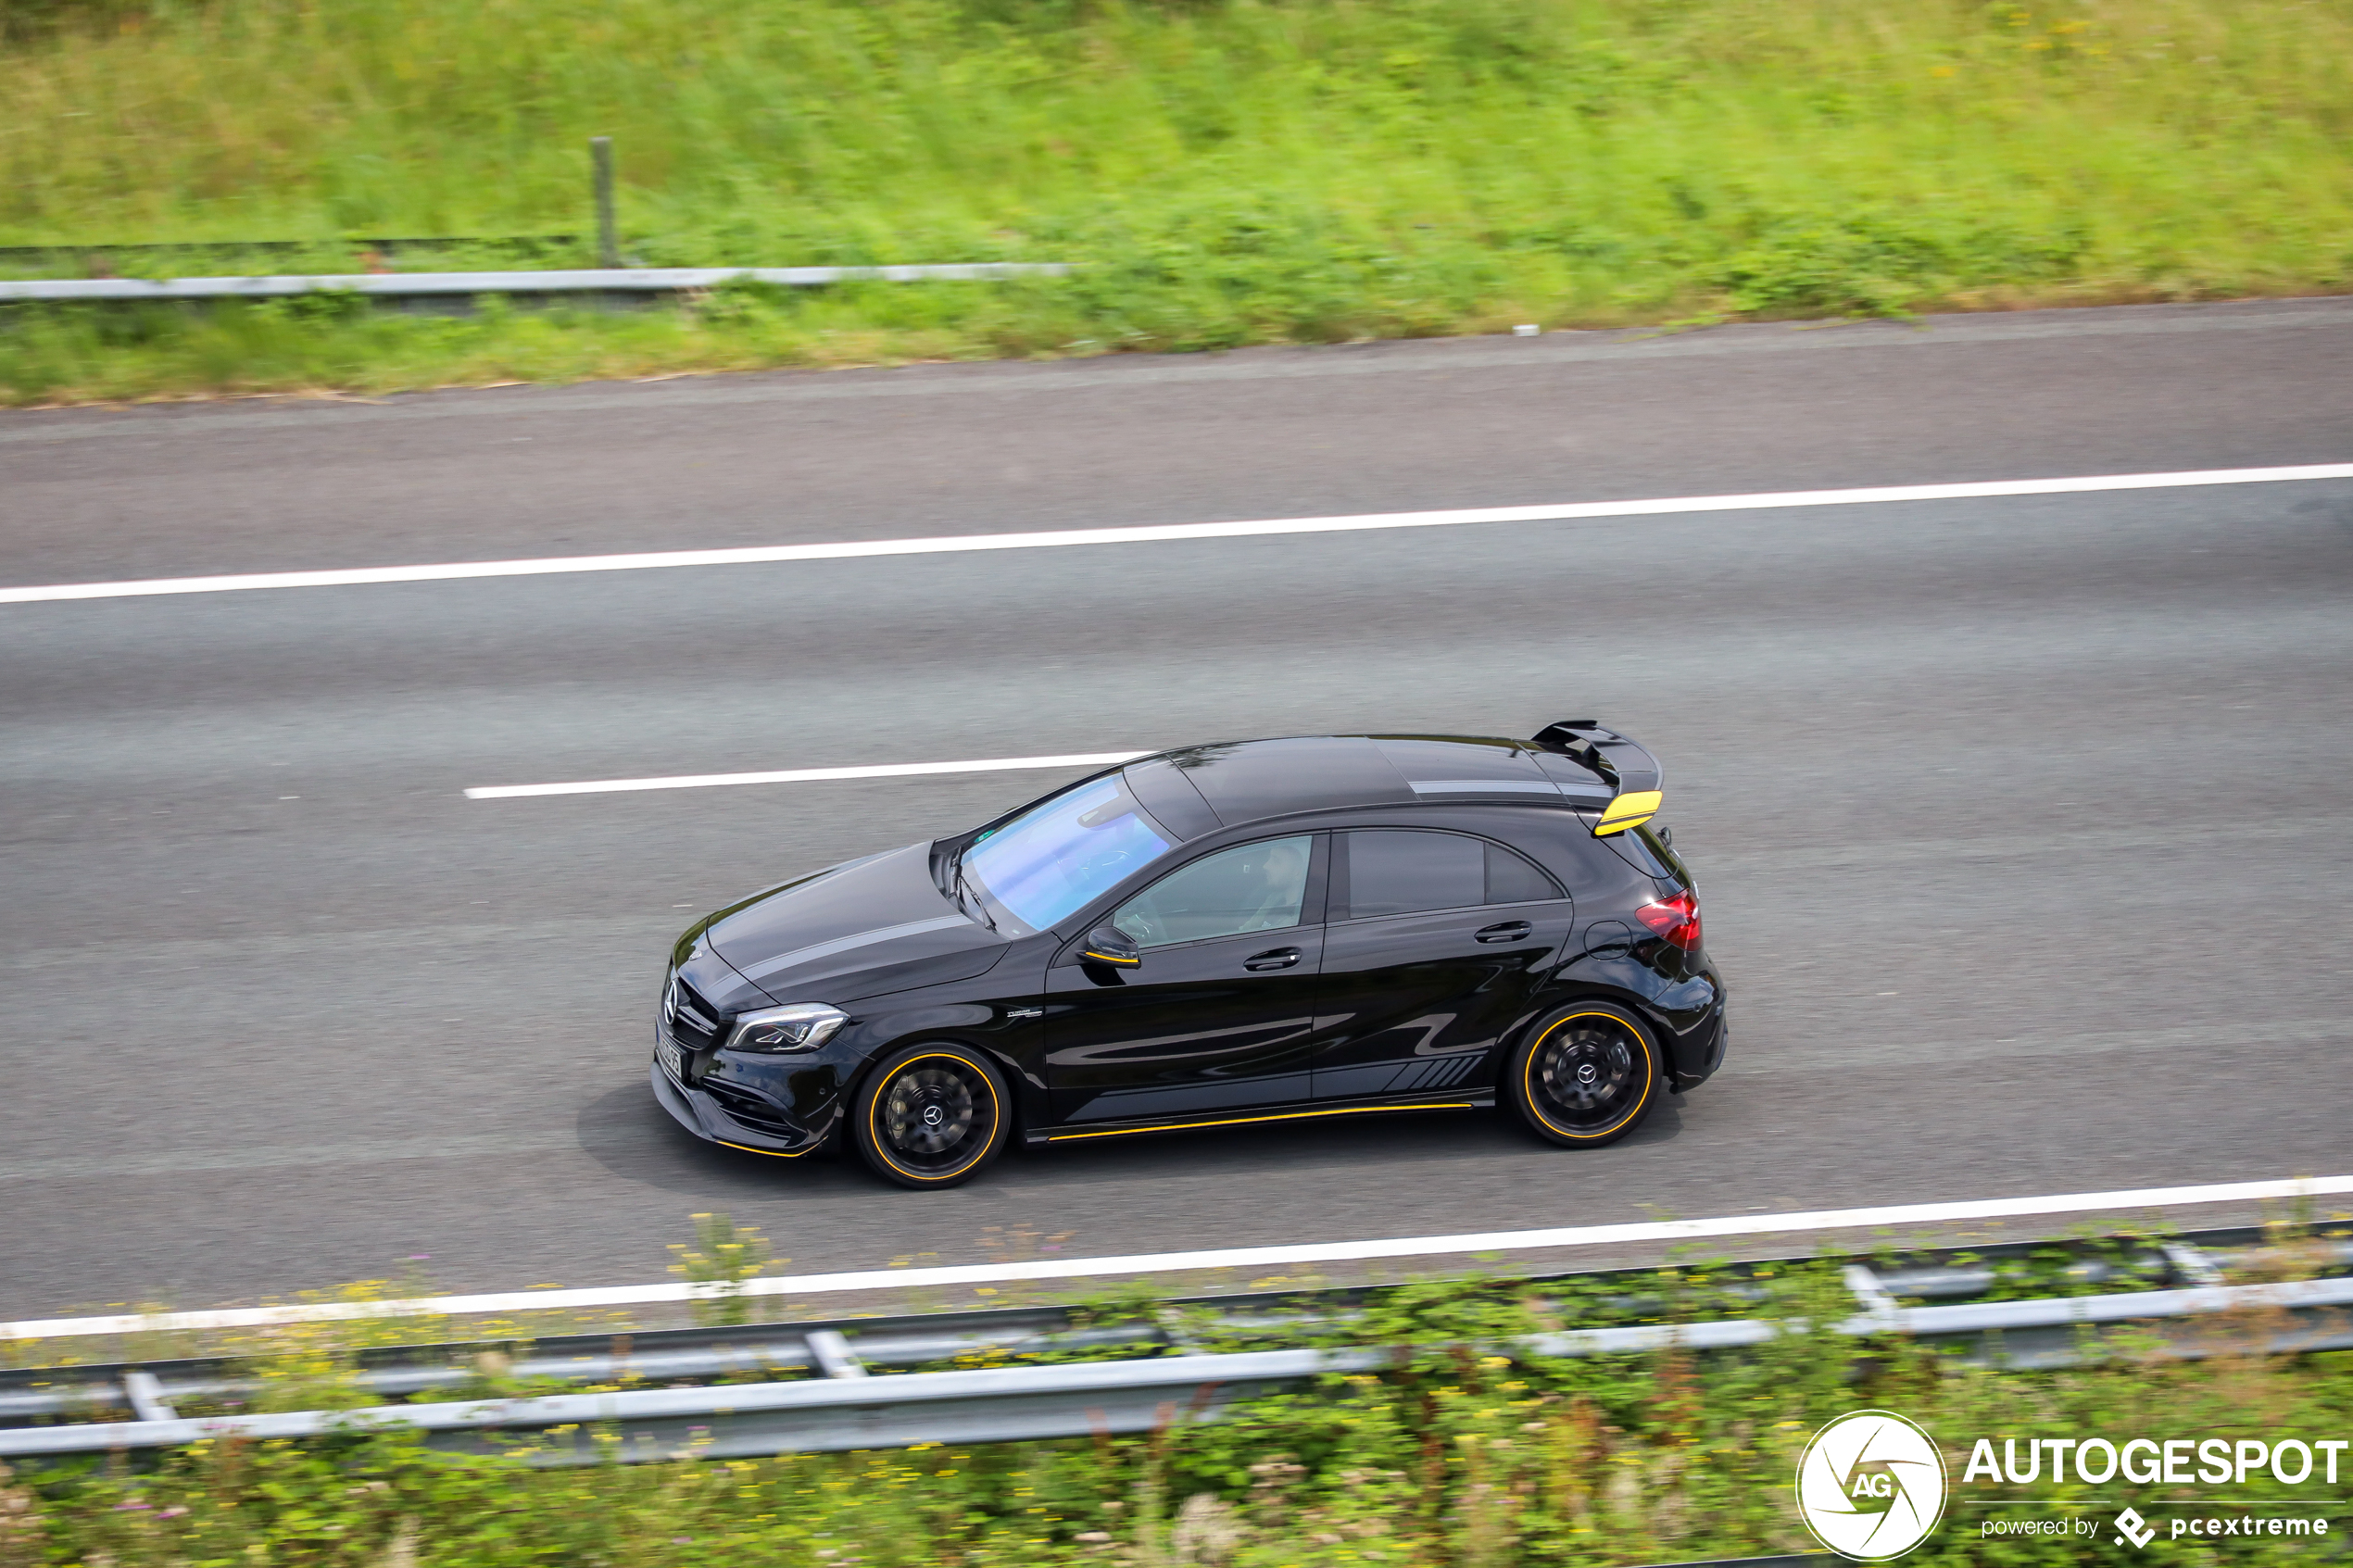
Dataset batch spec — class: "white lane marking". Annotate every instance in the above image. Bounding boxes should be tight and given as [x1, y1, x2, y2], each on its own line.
[7, 1172, 2347, 1341]
[6, 463, 2349, 606]
[464, 750, 1147, 799]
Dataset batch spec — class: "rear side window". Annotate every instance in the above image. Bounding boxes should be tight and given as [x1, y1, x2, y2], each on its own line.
[1340, 831, 1562, 919]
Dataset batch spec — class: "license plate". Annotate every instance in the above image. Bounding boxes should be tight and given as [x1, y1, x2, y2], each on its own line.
[656, 1036, 687, 1083]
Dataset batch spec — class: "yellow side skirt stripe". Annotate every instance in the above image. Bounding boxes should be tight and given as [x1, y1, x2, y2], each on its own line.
[1047, 1101, 1475, 1143]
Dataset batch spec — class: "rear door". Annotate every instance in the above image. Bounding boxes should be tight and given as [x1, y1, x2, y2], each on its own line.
[1044, 834, 1327, 1125]
[1312, 829, 1572, 1100]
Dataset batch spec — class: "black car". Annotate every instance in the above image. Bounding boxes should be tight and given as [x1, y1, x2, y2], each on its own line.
[651, 721, 1725, 1188]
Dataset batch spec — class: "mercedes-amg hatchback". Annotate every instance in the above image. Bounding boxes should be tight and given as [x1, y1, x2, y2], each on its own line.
[652, 721, 1725, 1187]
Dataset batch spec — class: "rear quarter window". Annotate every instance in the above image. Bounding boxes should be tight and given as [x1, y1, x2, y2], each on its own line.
[1484, 841, 1562, 903]
[1602, 823, 1692, 886]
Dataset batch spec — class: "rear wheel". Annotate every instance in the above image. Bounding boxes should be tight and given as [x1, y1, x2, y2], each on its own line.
[1508, 1003, 1660, 1148]
[851, 1043, 1011, 1189]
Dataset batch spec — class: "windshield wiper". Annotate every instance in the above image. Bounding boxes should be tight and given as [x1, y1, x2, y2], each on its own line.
[952, 848, 998, 932]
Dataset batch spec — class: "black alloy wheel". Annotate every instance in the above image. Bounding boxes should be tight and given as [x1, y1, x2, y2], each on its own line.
[1508, 1003, 1660, 1148]
[852, 1043, 1011, 1188]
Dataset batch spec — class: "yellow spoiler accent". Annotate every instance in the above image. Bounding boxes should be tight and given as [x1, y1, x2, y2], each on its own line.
[1593, 789, 1663, 836]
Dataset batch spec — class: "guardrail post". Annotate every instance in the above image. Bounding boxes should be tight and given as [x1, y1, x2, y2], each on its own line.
[805, 1330, 867, 1380]
[1152, 1308, 1206, 1352]
[2163, 1242, 2226, 1286]
[590, 137, 619, 269]
[120, 1371, 177, 1422]
[1842, 1263, 1902, 1329]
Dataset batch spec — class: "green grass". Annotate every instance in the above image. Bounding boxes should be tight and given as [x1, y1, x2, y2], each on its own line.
[3, 0, 2350, 403]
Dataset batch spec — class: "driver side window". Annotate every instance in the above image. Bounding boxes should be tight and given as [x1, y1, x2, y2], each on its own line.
[1112, 835, 1314, 948]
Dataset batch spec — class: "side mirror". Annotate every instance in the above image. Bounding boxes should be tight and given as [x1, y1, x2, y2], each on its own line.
[1080, 926, 1142, 969]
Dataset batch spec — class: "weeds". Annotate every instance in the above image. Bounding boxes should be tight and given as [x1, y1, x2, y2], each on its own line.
[1, 0, 2348, 403]
[667, 1212, 776, 1327]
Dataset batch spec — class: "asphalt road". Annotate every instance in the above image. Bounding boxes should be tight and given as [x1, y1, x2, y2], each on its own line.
[3, 299, 2350, 1320]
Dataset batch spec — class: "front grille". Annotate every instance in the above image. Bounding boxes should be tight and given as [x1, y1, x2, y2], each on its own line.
[662, 974, 724, 1050]
[702, 1082, 800, 1139]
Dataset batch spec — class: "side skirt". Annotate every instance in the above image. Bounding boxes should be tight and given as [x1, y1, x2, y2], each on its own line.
[1020, 1093, 1495, 1148]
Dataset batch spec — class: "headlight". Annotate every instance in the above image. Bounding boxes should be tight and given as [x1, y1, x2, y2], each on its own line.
[724, 1002, 849, 1054]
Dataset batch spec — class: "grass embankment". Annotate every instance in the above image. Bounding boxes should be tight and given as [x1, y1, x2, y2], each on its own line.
[2, 0, 2349, 404]
[7, 1238, 2352, 1566]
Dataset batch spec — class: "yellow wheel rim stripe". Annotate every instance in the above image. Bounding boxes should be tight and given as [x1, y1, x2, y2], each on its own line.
[1521, 1010, 1653, 1140]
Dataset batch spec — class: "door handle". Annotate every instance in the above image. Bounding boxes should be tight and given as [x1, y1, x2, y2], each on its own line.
[1476, 921, 1533, 944]
[1243, 947, 1302, 971]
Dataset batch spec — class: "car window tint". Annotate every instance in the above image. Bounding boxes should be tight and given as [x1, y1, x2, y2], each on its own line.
[1344, 831, 1485, 918]
[965, 776, 1174, 931]
[1113, 835, 1314, 948]
[1485, 842, 1563, 903]
[1600, 822, 1692, 887]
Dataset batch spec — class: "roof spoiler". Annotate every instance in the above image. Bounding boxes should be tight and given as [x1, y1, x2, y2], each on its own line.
[1529, 721, 1664, 837]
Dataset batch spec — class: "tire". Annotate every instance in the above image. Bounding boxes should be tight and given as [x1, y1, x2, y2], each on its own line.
[1508, 1002, 1661, 1148]
[851, 1042, 1012, 1189]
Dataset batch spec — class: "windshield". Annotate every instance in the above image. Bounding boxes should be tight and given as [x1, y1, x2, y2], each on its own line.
[963, 776, 1173, 932]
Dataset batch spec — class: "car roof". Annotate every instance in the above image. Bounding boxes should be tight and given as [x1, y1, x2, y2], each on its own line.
[1123, 734, 1617, 835]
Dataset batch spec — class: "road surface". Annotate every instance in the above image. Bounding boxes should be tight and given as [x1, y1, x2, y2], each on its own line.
[3, 298, 2348, 1318]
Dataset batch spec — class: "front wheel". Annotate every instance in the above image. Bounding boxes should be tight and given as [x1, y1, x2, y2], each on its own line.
[1508, 1003, 1660, 1148]
[851, 1043, 1012, 1189]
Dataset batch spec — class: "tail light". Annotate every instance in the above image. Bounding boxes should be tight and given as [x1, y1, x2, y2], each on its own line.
[1634, 889, 1702, 951]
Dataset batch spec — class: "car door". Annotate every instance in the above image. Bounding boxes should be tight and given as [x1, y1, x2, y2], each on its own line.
[1312, 828, 1573, 1100]
[1045, 834, 1327, 1125]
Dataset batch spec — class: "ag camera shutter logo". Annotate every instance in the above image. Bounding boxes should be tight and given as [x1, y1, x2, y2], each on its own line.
[1794, 1410, 1949, 1561]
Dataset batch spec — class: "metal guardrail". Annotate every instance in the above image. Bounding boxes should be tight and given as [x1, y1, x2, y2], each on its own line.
[0, 1225, 2277, 1420]
[2, 1344, 1390, 1464]
[0, 263, 1068, 303]
[3, 1228, 2346, 1466]
[0, 1300, 1192, 1424]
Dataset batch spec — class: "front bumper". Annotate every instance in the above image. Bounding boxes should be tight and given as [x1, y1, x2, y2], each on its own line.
[649, 1042, 826, 1158]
